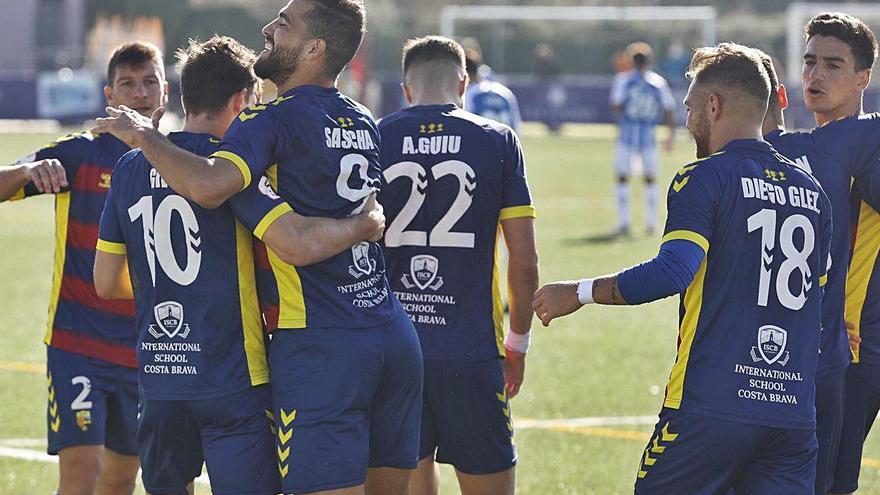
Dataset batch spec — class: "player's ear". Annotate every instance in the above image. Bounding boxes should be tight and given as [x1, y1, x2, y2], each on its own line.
[458, 76, 467, 98]
[778, 84, 789, 111]
[104, 85, 114, 106]
[401, 82, 414, 105]
[306, 38, 326, 61]
[707, 92, 721, 120]
[857, 68, 871, 90]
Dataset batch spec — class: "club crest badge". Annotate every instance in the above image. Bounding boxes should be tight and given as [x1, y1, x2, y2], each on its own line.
[149, 301, 191, 339]
[750, 325, 790, 366]
[401, 254, 444, 291]
[348, 242, 376, 278]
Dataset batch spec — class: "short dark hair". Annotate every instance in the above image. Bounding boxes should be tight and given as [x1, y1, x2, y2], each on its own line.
[464, 48, 482, 81]
[303, 0, 365, 78]
[754, 49, 781, 110]
[175, 36, 258, 117]
[806, 12, 878, 71]
[626, 42, 653, 69]
[107, 41, 164, 86]
[402, 36, 466, 75]
[687, 42, 770, 105]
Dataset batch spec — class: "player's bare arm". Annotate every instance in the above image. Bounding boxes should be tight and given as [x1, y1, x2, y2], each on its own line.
[0, 159, 67, 201]
[93, 251, 134, 300]
[94, 106, 243, 209]
[261, 193, 385, 267]
[501, 217, 539, 398]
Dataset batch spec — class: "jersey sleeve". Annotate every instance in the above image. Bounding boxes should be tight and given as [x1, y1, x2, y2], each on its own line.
[661, 162, 716, 253]
[609, 73, 626, 105]
[228, 175, 293, 240]
[96, 157, 132, 255]
[211, 105, 281, 191]
[499, 129, 536, 221]
[11, 134, 88, 200]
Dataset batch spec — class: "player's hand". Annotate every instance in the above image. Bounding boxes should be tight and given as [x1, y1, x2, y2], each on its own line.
[532, 281, 583, 326]
[23, 159, 67, 193]
[360, 193, 385, 242]
[846, 320, 861, 356]
[92, 105, 163, 148]
[503, 350, 526, 399]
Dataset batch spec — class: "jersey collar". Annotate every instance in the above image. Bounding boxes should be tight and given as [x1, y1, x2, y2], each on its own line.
[404, 103, 458, 114]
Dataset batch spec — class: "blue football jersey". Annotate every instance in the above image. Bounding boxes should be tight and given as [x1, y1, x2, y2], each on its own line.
[661, 139, 831, 430]
[378, 104, 535, 361]
[811, 114, 880, 369]
[464, 81, 522, 133]
[213, 86, 402, 330]
[765, 128, 858, 377]
[97, 132, 290, 401]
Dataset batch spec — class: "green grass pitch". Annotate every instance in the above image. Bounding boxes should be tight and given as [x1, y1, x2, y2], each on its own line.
[2, 125, 880, 493]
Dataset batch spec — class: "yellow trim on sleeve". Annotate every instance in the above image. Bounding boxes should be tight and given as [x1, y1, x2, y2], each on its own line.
[44, 192, 70, 345]
[661, 230, 710, 254]
[211, 150, 253, 190]
[499, 205, 536, 221]
[9, 187, 26, 201]
[845, 201, 880, 363]
[234, 221, 269, 385]
[253, 203, 293, 240]
[663, 258, 708, 409]
[96, 239, 127, 255]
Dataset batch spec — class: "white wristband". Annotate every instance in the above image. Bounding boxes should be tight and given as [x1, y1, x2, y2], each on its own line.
[577, 279, 595, 305]
[504, 331, 531, 354]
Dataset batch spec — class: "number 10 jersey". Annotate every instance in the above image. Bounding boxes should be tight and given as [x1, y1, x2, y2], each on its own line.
[378, 104, 535, 362]
[661, 138, 831, 430]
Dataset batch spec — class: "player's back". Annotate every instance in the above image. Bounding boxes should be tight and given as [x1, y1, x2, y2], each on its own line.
[765, 129, 852, 377]
[378, 104, 534, 361]
[99, 132, 270, 400]
[465, 80, 521, 132]
[662, 138, 831, 430]
[214, 87, 400, 330]
[611, 70, 673, 147]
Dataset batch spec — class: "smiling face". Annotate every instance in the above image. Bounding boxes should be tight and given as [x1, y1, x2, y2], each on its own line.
[802, 35, 869, 122]
[105, 62, 167, 118]
[254, 0, 311, 85]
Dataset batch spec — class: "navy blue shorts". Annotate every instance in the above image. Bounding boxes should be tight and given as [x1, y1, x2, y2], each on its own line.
[419, 358, 516, 474]
[635, 408, 817, 495]
[46, 346, 138, 456]
[830, 364, 880, 494]
[138, 384, 279, 495]
[268, 311, 423, 493]
[816, 369, 846, 494]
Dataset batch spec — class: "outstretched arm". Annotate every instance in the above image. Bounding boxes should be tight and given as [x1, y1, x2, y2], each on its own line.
[501, 216, 539, 399]
[93, 106, 244, 209]
[0, 159, 68, 202]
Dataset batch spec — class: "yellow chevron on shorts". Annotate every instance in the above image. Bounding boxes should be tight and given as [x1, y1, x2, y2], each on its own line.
[661, 422, 678, 441]
[277, 445, 290, 462]
[278, 427, 292, 445]
[280, 408, 297, 427]
[50, 416, 60, 433]
[278, 462, 289, 477]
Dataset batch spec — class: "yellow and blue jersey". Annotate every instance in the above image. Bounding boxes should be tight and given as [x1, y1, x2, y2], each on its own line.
[12, 132, 136, 367]
[662, 139, 831, 430]
[213, 85, 400, 330]
[377, 104, 535, 362]
[97, 132, 289, 400]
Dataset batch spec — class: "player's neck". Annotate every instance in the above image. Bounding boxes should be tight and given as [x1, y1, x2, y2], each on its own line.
[761, 114, 785, 136]
[182, 114, 226, 139]
[275, 71, 336, 96]
[710, 122, 763, 153]
[814, 97, 862, 126]
[411, 91, 462, 107]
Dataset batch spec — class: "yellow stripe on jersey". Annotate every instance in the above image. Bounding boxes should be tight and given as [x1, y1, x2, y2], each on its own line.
[492, 225, 506, 357]
[254, 203, 292, 240]
[499, 205, 536, 221]
[267, 164, 279, 190]
[664, 256, 708, 409]
[211, 151, 252, 190]
[845, 201, 880, 363]
[44, 192, 71, 345]
[96, 239, 126, 255]
[234, 221, 269, 385]
[268, 249, 307, 328]
[661, 230, 710, 254]
[819, 274, 828, 287]
[9, 186, 25, 201]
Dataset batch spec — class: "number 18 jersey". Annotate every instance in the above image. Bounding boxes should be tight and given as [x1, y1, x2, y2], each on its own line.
[378, 104, 535, 361]
[661, 139, 831, 430]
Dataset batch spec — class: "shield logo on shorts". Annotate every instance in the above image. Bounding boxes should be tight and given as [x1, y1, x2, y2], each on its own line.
[153, 301, 184, 338]
[757, 325, 788, 365]
[351, 242, 373, 275]
[410, 255, 439, 290]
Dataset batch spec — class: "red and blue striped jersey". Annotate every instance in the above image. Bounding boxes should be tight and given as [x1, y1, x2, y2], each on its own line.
[12, 132, 136, 367]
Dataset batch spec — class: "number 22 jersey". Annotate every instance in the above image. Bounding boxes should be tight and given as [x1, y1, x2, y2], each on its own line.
[97, 132, 289, 400]
[661, 139, 831, 430]
[213, 86, 401, 330]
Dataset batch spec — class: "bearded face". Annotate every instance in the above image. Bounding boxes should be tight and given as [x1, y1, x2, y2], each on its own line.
[255, 38, 303, 85]
[690, 104, 712, 159]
